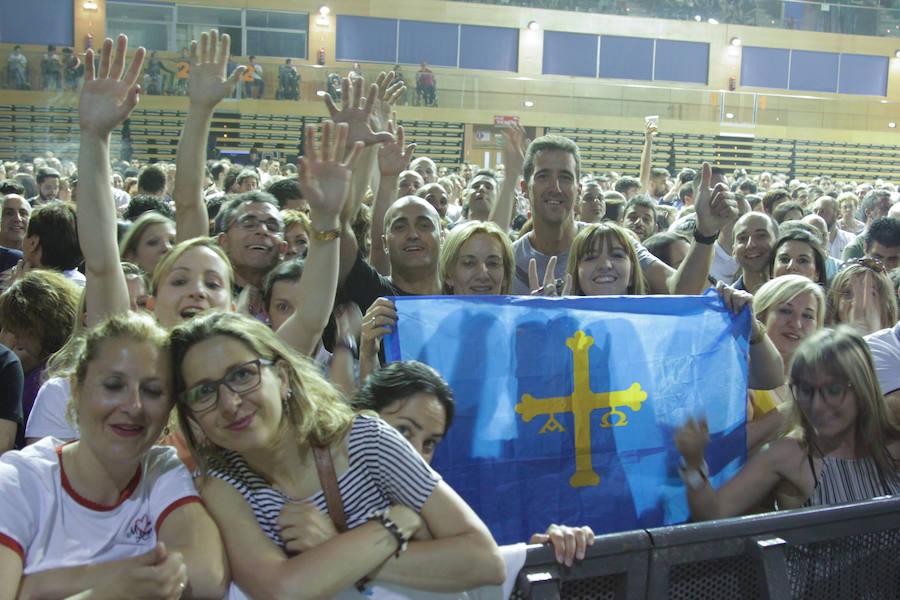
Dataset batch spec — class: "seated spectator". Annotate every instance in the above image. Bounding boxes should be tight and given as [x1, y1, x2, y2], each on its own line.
[0, 270, 80, 448]
[675, 326, 900, 520]
[119, 212, 176, 277]
[170, 311, 506, 597]
[0, 313, 228, 598]
[826, 258, 897, 336]
[143, 50, 173, 95]
[769, 228, 828, 288]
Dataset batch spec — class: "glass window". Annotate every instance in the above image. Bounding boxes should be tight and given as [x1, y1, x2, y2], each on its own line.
[107, 1, 174, 52]
[107, 2, 173, 22]
[246, 10, 307, 30]
[177, 6, 242, 26]
[246, 30, 307, 59]
[108, 21, 171, 52]
[176, 24, 242, 55]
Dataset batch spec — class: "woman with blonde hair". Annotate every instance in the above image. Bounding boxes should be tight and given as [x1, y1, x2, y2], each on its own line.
[439, 220, 514, 295]
[119, 211, 176, 276]
[170, 311, 505, 598]
[675, 326, 900, 521]
[825, 258, 897, 336]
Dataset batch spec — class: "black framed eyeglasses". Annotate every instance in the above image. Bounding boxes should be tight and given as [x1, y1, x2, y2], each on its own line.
[791, 381, 853, 407]
[181, 359, 274, 413]
[231, 214, 284, 234]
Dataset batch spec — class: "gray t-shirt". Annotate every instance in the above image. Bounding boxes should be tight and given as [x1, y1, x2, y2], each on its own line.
[511, 222, 660, 294]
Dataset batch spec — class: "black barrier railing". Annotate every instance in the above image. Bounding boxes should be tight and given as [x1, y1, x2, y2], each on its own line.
[512, 495, 900, 599]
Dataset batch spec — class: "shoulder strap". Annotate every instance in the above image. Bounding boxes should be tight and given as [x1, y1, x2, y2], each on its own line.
[312, 445, 348, 532]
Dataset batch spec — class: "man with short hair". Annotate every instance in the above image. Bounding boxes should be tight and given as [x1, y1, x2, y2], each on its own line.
[843, 189, 893, 261]
[646, 167, 670, 203]
[464, 169, 498, 223]
[136, 164, 167, 197]
[508, 134, 737, 295]
[410, 156, 437, 185]
[863, 217, 900, 271]
[22, 202, 83, 284]
[623, 195, 658, 242]
[28, 168, 60, 206]
[265, 177, 307, 213]
[614, 176, 641, 200]
[576, 181, 605, 224]
[397, 170, 424, 199]
[812, 195, 854, 259]
[761, 188, 790, 216]
[0, 195, 31, 252]
[216, 191, 286, 291]
[731, 212, 778, 294]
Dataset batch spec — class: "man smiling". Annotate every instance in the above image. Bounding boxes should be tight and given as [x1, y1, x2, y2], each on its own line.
[216, 191, 286, 292]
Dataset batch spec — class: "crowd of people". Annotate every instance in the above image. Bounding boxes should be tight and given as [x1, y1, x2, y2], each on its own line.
[0, 29, 899, 598]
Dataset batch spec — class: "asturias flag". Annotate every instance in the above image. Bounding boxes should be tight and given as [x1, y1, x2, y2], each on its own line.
[384, 292, 749, 545]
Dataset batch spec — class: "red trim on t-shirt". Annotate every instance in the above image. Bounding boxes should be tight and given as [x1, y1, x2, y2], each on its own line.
[56, 444, 143, 511]
[155, 496, 202, 535]
[0, 532, 24, 562]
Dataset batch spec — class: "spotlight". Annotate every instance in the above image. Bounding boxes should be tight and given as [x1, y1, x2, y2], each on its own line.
[730, 37, 741, 46]
[890, 122, 897, 128]
[725, 112, 734, 119]
[895, 49, 900, 58]
[523, 100, 535, 108]
[319, 5, 330, 15]
[527, 21, 539, 32]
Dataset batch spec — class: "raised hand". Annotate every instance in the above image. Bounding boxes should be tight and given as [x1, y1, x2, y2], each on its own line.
[278, 502, 339, 554]
[528, 256, 572, 296]
[694, 162, 739, 239]
[188, 29, 246, 110]
[79, 35, 145, 138]
[500, 124, 527, 177]
[673, 417, 710, 468]
[378, 121, 415, 176]
[323, 76, 394, 147]
[298, 121, 364, 227]
[529, 524, 595, 567]
[370, 71, 406, 134]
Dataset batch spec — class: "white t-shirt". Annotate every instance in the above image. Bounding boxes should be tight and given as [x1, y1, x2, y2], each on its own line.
[710, 240, 738, 285]
[829, 227, 856, 260]
[0, 438, 200, 575]
[26, 376, 78, 441]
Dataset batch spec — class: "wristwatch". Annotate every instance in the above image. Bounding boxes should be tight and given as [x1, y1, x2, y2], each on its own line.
[678, 458, 710, 490]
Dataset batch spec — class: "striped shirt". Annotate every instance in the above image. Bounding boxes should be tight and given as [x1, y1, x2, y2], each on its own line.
[804, 455, 900, 507]
[207, 414, 441, 547]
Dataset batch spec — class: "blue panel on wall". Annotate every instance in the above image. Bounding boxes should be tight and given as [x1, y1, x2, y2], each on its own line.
[598, 35, 653, 81]
[654, 39, 708, 84]
[789, 50, 838, 93]
[741, 46, 789, 89]
[838, 53, 888, 96]
[460, 25, 518, 72]
[398, 20, 458, 68]
[0, 0, 73, 46]
[542, 30, 597, 77]
[336, 15, 397, 63]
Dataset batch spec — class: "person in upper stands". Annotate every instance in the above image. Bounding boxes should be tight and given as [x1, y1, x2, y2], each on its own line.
[0, 194, 31, 253]
[503, 134, 737, 295]
[61, 47, 82, 91]
[769, 228, 828, 288]
[0, 312, 228, 599]
[119, 212, 176, 277]
[416, 60, 436, 106]
[245, 56, 264, 99]
[0, 270, 80, 449]
[29, 167, 60, 206]
[812, 194, 855, 259]
[842, 189, 893, 261]
[772, 200, 804, 224]
[576, 181, 605, 224]
[614, 175, 641, 200]
[410, 156, 438, 184]
[0, 345, 23, 454]
[8, 46, 28, 90]
[265, 176, 308, 213]
[623, 195, 658, 242]
[21, 202, 84, 284]
[40, 45, 61, 91]
[675, 326, 900, 520]
[826, 258, 897, 337]
[837, 191, 865, 234]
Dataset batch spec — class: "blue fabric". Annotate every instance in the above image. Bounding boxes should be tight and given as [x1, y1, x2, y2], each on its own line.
[384, 292, 749, 545]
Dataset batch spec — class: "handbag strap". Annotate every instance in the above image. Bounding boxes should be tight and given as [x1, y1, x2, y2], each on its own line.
[312, 445, 348, 532]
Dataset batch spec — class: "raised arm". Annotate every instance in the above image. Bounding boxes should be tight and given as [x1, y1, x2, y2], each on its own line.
[173, 30, 245, 242]
[638, 123, 653, 193]
[78, 35, 144, 326]
[716, 282, 783, 390]
[370, 121, 414, 275]
[489, 124, 525, 230]
[275, 121, 363, 355]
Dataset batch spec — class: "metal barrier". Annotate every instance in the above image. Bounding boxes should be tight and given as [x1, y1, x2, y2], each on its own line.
[512, 495, 900, 600]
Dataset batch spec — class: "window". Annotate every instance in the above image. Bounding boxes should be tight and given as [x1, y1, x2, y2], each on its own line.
[245, 10, 308, 59]
[176, 5, 242, 55]
[107, 1, 174, 52]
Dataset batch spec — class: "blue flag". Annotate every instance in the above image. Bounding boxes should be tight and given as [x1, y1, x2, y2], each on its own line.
[384, 292, 749, 545]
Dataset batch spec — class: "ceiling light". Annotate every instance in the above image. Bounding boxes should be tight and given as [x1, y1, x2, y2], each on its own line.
[527, 21, 539, 31]
[725, 112, 734, 119]
[694, 15, 702, 22]
[708, 18, 719, 25]
[890, 122, 897, 128]
[730, 37, 741, 46]
[319, 5, 330, 15]
[895, 49, 900, 58]
[523, 100, 535, 108]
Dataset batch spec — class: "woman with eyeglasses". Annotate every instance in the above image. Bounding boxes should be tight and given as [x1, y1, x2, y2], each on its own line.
[674, 326, 900, 521]
[826, 258, 897, 337]
[170, 312, 505, 598]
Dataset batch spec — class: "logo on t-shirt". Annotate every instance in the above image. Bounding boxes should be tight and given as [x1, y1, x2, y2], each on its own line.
[125, 514, 153, 542]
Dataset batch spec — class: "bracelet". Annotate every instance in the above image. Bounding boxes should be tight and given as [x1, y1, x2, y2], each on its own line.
[693, 228, 719, 245]
[335, 335, 359, 360]
[310, 226, 341, 241]
[678, 457, 710, 490]
[749, 319, 767, 346]
[369, 508, 410, 558]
